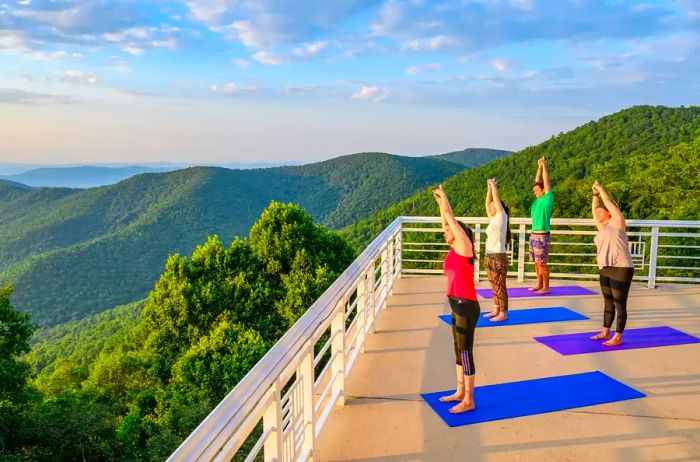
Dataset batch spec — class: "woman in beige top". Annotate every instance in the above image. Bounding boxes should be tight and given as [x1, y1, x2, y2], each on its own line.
[590, 181, 634, 346]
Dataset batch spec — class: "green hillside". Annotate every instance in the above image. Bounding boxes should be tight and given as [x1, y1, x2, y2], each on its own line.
[0, 152, 467, 325]
[429, 147, 512, 167]
[344, 106, 700, 249]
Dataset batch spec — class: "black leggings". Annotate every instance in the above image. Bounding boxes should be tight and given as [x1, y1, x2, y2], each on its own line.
[448, 297, 480, 376]
[599, 266, 634, 333]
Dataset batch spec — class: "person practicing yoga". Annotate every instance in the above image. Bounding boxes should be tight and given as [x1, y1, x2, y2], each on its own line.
[483, 178, 511, 322]
[530, 156, 555, 294]
[433, 184, 480, 414]
[590, 180, 635, 346]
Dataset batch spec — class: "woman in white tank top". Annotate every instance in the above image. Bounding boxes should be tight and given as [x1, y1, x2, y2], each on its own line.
[483, 178, 511, 322]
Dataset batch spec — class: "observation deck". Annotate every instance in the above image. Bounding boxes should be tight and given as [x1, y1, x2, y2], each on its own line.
[168, 217, 700, 462]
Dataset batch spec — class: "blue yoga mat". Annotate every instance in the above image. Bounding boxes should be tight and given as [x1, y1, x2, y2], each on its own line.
[422, 371, 645, 427]
[438, 307, 588, 328]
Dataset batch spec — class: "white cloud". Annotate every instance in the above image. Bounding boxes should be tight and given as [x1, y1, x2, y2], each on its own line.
[210, 82, 238, 94]
[401, 35, 461, 51]
[110, 64, 131, 74]
[28, 50, 68, 61]
[406, 62, 443, 74]
[232, 58, 251, 68]
[352, 85, 389, 102]
[252, 50, 284, 65]
[370, 0, 404, 36]
[152, 38, 178, 49]
[64, 70, 98, 85]
[491, 59, 511, 72]
[122, 44, 144, 55]
[292, 41, 327, 59]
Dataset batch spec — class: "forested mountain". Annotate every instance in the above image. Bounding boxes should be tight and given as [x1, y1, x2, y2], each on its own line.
[428, 147, 512, 167]
[0, 152, 472, 325]
[0, 179, 32, 189]
[344, 106, 700, 248]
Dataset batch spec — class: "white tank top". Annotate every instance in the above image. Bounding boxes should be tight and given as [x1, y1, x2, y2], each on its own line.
[485, 211, 508, 254]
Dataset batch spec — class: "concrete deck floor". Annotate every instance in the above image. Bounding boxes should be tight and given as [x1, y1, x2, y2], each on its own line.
[315, 277, 700, 462]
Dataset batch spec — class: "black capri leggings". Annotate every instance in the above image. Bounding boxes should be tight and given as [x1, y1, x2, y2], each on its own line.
[599, 266, 634, 333]
[448, 297, 480, 376]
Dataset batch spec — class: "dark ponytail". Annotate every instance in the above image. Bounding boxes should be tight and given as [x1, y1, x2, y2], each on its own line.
[500, 200, 512, 242]
[458, 221, 477, 259]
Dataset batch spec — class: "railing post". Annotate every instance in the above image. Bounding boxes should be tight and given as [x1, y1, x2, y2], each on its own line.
[299, 343, 316, 460]
[387, 237, 395, 295]
[517, 224, 526, 283]
[367, 260, 377, 316]
[648, 226, 660, 289]
[394, 231, 403, 278]
[263, 379, 283, 462]
[473, 223, 481, 283]
[380, 245, 389, 309]
[357, 272, 370, 351]
[355, 279, 366, 352]
[330, 302, 346, 406]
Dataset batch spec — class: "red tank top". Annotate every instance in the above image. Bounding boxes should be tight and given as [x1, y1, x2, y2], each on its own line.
[444, 248, 477, 301]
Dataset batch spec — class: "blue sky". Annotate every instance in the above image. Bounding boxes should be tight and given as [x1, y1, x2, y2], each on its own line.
[1, 0, 699, 164]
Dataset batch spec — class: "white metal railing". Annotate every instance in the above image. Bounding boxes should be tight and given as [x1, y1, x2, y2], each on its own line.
[167, 217, 402, 462]
[399, 217, 700, 287]
[169, 216, 699, 461]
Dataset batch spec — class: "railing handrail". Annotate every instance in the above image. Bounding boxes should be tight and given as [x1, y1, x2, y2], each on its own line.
[400, 216, 700, 228]
[167, 217, 403, 461]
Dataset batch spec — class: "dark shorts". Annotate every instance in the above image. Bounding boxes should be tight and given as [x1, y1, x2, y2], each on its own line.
[529, 233, 551, 263]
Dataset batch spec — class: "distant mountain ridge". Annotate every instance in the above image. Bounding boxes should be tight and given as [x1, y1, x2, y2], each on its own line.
[0, 149, 504, 325]
[429, 147, 511, 167]
[0, 165, 175, 188]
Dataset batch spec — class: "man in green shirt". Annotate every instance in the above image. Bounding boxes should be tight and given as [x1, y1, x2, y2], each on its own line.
[529, 156, 554, 294]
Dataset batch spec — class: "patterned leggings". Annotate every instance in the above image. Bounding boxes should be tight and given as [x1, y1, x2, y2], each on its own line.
[486, 253, 509, 312]
[448, 297, 480, 376]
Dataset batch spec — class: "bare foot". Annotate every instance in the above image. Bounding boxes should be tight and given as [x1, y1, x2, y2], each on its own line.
[439, 391, 464, 403]
[590, 331, 610, 340]
[528, 286, 542, 291]
[484, 309, 499, 318]
[535, 288, 550, 295]
[449, 401, 475, 414]
[490, 312, 507, 322]
[603, 335, 622, 346]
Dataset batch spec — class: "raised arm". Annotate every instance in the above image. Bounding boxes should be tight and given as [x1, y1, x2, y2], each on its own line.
[433, 185, 473, 257]
[591, 187, 604, 232]
[485, 180, 494, 218]
[593, 181, 625, 229]
[538, 157, 551, 193]
[535, 162, 543, 184]
[488, 178, 504, 214]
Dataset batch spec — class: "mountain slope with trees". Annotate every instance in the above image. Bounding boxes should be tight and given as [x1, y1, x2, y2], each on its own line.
[0, 152, 479, 325]
[344, 105, 700, 249]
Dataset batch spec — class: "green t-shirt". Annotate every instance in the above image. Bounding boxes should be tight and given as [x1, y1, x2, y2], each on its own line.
[531, 191, 555, 232]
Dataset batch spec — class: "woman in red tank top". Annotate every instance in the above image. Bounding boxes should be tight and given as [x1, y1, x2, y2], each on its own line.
[433, 184, 480, 414]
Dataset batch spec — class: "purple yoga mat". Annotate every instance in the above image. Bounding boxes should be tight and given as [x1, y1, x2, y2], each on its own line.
[535, 326, 700, 355]
[477, 285, 597, 299]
